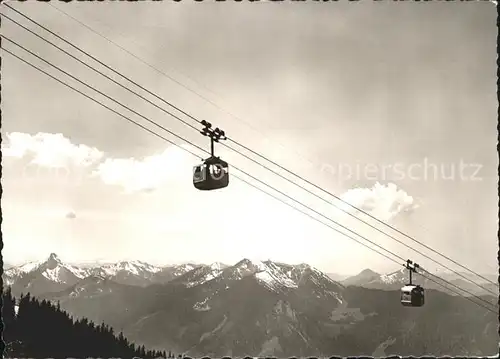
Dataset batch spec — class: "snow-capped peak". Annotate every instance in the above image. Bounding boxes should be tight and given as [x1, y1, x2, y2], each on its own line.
[253, 261, 298, 291]
[6, 260, 43, 275]
[40, 254, 91, 282]
[6, 253, 63, 276]
[3, 253, 91, 284]
[94, 260, 162, 277]
[379, 268, 407, 284]
[171, 263, 199, 276]
[45, 253, 64, 270]
[181, 262, 226, 288]
[176, 260, 271, 288]
[208, 262, 227, 271]
[233, 258, 267, 273]
[220, 259, 339, 293]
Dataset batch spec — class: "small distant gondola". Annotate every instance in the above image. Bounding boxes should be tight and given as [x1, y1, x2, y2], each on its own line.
[400, 259, 425, 307]
[193, 120, 229, 191]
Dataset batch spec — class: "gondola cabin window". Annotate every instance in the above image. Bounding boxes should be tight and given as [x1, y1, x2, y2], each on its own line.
[400, 284, 425, 307]
[193, 165, 207, 183]
[401, 290, 412, 302]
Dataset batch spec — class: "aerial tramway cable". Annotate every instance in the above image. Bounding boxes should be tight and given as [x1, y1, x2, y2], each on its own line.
[2, 42, 497, 315]
[5, 3, 496, 298]
[5, 33, 495, 309]
[3, 3, 496, 297]
[1, 11, 497, 310]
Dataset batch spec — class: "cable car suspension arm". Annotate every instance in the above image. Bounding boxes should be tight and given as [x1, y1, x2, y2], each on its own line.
[200, 120, 227, 157]
[405, 259, 420, 285]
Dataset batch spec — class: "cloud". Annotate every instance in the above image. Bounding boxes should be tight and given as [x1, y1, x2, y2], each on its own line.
[92, 143, 201, 193]
[65, 211, 77, 219]
[0, 132, 417, 228]
[2, 132, 203, 193]
[2, 132, 104, 168]
[338, 182, 418, 221]
[2, 132, 421, 272]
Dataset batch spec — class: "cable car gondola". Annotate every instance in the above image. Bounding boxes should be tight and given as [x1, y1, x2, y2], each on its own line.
[193, 120, 230, 191]
[400, 259, 425, 307]
[193, 156, 229, 191]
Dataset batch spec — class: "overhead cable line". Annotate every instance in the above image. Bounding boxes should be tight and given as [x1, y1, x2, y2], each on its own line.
[19, 3, 495, 292]
[227, 136, 500, 289]
[3, 5, 496, 296]
[3, 44, 497, 316]
[46, 2, 315, 168]
[0, 44, 409, 280]
[2, 38, 497, 314]
[45, 4, 496, 291]
[3, 4, 495, 296]
[42, 1, 487, 266]
[46, 0, 448, 254]
[220, 149, 497, 295]
[0, 11, 200, 134]
[2, 35, 413, 271]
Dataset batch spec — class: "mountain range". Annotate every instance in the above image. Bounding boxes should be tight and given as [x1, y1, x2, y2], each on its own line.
[3, 253, 498, 357]
[3, 253, 199, 297]
[4, 253, 496, 297]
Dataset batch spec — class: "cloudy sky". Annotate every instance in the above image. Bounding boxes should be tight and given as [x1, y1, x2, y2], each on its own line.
[1, 1, 497, 276]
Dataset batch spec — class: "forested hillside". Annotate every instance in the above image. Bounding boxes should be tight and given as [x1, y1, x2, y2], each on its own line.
[1, 286, 171, 359]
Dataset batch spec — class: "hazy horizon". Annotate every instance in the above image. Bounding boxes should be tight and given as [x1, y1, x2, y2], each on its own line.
[4, 252, 498, 279]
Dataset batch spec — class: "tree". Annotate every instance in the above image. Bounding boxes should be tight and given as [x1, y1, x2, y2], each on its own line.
[3, 291, 170, 359]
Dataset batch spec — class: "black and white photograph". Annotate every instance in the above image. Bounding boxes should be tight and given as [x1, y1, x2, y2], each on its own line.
[1, 1, 498, 358]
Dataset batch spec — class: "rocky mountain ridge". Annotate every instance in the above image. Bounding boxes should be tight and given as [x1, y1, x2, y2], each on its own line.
[25, 256, 498, 357]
